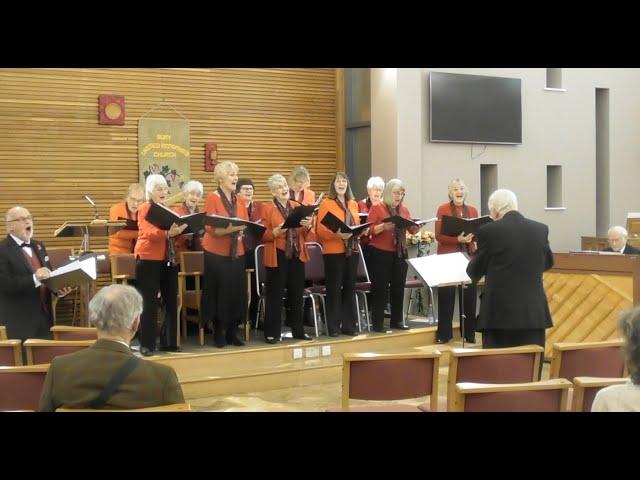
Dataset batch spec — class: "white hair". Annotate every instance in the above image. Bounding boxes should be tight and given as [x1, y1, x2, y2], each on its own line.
[89, 284, 142, 334]
[182, 180, 203, 197]
[367, 176, 385, 190]
[488, 189, 518, 217]
[145, 174, 168, 201]
[267, 174, 288, 192]
[608, 225, 628, 237]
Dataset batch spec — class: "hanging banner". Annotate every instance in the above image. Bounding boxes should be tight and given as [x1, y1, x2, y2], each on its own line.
[138, 118, 190, 197]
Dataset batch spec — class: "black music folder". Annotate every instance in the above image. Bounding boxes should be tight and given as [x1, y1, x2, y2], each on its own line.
[145, 202, 204, 234]
[380, 216, 435, 230]
[440, 215, 492, 237]
[321, 211, 372, 236]
[281, 204, 319, 229]
[203, 214, 266, 238]
[117, 217, 139, 231]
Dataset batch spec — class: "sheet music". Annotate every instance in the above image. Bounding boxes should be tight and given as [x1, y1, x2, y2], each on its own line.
[407, 252, 471, 287]
[49, 256, 97, 280]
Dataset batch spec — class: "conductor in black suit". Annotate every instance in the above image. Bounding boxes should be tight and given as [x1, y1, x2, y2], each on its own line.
[0, 207, 70, 340]
[466, 190, 554, 353]
[603, 226, 640, 254]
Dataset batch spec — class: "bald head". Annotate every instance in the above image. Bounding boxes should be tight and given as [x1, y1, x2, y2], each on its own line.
[6, 206, 34, 242]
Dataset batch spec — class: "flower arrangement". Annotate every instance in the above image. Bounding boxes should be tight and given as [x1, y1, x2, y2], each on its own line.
[407, 230, 435, 257]
[143, 164, 184, 189]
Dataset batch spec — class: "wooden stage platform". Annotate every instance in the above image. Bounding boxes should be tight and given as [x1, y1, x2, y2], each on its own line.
[146, 321, 440, 400]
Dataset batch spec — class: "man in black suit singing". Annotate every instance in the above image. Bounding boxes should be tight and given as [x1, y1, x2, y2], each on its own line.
[0, 206, 70, 340]
[603, 226, 640, 254]
[466, 189, 554, 354]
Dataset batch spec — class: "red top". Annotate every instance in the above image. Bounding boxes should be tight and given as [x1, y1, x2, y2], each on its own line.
[202, 191, 249, 257]
[435, 202, 479, 254]
[316, 198, 360, 254]
[261, 200, 310, 267]
[134, 202, 168, 261]
[368, 203, 418, 252]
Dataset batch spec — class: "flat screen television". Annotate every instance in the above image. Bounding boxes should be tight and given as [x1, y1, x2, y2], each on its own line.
[429, 71, 522, 144]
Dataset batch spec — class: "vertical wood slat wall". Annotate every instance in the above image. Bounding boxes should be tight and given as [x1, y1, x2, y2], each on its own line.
[0, 68, 341, 324]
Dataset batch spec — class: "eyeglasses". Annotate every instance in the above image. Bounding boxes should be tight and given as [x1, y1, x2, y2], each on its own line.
[391, 191, 405, 196]
[128, 197, 144, 203]
[8, 215, 33, 223]
[240, 186, 254, 192]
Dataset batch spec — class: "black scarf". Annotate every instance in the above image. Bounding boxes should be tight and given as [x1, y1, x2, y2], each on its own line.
[386, 203, 408, 259]
[335, 198, 357, 257]
[365, 197, 372, 211]
[218, 187, 239, 259]
[274, 199, 299, 259]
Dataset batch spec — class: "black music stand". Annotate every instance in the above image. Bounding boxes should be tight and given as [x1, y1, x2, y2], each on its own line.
[407, 252, 472, 347]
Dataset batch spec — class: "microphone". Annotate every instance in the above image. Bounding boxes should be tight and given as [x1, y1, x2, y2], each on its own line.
[83, 195, 106, 224]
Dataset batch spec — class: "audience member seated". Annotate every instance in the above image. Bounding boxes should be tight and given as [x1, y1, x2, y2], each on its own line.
[592, 306, 640, 411]
[603, 225, 639, 254]
[38, 284, 184, 411]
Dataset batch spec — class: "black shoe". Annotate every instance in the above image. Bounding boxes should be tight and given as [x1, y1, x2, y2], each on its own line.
[372, 326, 386, 333]
[464, 337, 477, 344]
[293, 333, 313, 340]
[140, 347, 154, 357]
[390, 323, 410, 331]
[227, 337, 245, 347]
[159, 345, 182, 352]
[435, 338, 450, 344]
[265, 337, 279, 344]
[341, 330, 358, 336]
[214, 339, 226, 348]
[329, 331, 340, 337]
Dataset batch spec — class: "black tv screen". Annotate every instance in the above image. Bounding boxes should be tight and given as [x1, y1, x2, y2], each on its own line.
[429, 72, 522, 144]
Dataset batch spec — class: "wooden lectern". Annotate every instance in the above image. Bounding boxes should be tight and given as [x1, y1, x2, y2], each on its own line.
[53, 221, 125, 325]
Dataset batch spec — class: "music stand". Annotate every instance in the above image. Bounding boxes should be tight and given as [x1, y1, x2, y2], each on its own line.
[54, 221, 125, 255]
[53, 221, 125, 325]
[407, 252, 472, 347]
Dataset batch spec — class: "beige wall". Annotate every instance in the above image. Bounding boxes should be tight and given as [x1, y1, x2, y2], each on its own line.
[371, 68, 640, 252]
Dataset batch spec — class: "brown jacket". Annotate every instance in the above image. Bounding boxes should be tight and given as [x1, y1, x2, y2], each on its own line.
[38, 339, 184, 411]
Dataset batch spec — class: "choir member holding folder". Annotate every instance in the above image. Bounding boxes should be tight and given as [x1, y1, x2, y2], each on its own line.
[434, 178, 479, 344]
[108, 183, 144, 255]
[201, 161, 248, 348]
[261, 174, 314, 343]
[367, 179, 418, 332]
[357, 176, 385, 255]
[316, 172, 362, 337]
[134, 175, 188, 356]
[171, 180, 204, 255]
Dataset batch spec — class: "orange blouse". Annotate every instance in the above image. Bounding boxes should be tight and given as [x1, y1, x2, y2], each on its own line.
[108, 201, 138, 254]
[134, 202, 168, 261]
[316, 198, 360, 255]
[201, 191, 249, 258]
[261, 200, 310, 267]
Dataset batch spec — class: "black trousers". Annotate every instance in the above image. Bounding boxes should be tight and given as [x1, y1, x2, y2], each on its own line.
[245, 249, 259, 327]
[368, 247, 408, 329]
[323, 253, 358, 335]
[265, 249, 305, 340]
[482, 328, 546, 379]
[135, 259, 179, 351]
[201, 251, 246, 344]
[436, 284, 477, 342]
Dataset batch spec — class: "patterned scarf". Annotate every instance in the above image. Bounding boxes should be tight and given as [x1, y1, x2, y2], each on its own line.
[274, 199, 299, 259]
[387, 203, 408, 259]
[218, 187, 239, 259]
[335, 198, 357, 257]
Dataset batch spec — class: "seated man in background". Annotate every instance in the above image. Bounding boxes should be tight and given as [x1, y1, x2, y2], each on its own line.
[108, 183, 145, 255]
[604, 226, 640, 254]
[38, 284, 184, 411]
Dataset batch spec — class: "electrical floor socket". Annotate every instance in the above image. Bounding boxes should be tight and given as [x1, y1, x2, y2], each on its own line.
[293, 348, 303, 360]
[305, 346, 320, 358]
[321, 345, 331, 356]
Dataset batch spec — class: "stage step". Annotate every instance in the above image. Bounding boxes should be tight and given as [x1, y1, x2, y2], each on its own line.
[150, 327, 439, 399]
